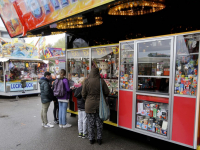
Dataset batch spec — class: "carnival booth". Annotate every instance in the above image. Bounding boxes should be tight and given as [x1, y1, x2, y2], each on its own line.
[0, 41, 48, 96]
[44, 47, 66, 79]
[66, 31, 200, 149]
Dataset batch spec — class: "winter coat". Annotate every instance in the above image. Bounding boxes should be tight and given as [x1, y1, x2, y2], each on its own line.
[74, 86, 85, 110]
[56, 78, 71, 100]
[39, 77, 53, 104]
[82, 68, 109, 113]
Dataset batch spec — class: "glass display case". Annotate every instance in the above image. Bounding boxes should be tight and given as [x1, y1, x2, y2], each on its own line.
[8, 61, 39, 81]
[67, 49, 90, 84]
[120, 42, 134, 90]
[136, 95, 168, 136]
[174, 34, 200, 96]
[135, 38, 173, 137]
[137, 39, 171, 94]
[91, 45, 119, 96]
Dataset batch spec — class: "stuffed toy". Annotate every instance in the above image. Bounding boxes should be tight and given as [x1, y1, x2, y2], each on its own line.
[100, 61, 109, 78]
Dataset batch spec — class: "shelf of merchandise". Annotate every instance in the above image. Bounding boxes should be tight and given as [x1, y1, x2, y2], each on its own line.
[138, 75, 169, 78]
[176, 53, 199, 56]
[136, 95, 169, 103]
[121, 63, 133, 64]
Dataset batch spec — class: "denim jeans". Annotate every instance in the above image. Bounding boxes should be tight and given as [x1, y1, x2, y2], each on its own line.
[58, 102, 68, 125]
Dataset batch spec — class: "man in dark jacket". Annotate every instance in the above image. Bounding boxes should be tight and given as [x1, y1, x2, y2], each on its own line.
[82, 68, 109, 145]
[39, 72, 54, 128]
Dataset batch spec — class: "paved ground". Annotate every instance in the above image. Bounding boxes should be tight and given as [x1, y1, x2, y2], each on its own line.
[0, 95, 194, 150]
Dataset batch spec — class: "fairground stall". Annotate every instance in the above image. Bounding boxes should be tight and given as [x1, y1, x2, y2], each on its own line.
[0, 41, 48, 96]
[44, 47, 66, 79]
[66, 31, 200, 149]
[66, 45, 119, 124]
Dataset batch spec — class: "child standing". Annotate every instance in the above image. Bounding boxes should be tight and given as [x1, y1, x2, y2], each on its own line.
[74, 77, 87, 138]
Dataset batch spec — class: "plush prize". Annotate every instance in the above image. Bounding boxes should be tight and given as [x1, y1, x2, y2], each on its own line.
[100, 61, 109, 78]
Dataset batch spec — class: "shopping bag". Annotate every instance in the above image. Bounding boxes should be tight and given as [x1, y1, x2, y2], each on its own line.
[99, 79, 110, 121]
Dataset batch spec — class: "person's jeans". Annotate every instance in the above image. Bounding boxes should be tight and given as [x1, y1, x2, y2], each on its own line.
[58, 102, 68, 125]
[41, 102, 50, 124]
[78, 110, 87, 135]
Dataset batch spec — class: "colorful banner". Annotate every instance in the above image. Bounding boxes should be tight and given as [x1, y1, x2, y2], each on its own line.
[43, 47, 65, 58]
[0, 0, 23, 37]
[0, 42, 38, 58]
[0, 0, 113, 37]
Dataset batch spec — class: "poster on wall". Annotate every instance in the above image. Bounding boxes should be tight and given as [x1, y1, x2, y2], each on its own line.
[1, 42, 38, 58]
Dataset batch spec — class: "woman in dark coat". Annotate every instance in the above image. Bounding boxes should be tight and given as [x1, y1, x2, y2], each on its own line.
[82, 68, 109, 145]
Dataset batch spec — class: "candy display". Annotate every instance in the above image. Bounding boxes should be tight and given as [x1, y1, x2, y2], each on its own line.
[174, 35, 199, 96]
[120, 43, 134, 90]
[136, 100, 168, 136]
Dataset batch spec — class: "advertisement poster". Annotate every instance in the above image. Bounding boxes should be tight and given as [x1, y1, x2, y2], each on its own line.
[0, 42, 38, 58]
[0, 0, 23, 37]
[43, 47, 65, 58]
[0, 0, 113, 37]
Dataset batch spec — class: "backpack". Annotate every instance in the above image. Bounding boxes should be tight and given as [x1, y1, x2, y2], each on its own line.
[53, 78, 66, 97]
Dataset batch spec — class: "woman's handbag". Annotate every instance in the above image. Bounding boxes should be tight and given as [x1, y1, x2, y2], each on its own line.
[99, 79, 110, 121]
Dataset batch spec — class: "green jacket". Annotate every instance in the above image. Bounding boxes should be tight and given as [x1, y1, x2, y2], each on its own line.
[82, 68, 109, 113]
[39, 77, 53, 104]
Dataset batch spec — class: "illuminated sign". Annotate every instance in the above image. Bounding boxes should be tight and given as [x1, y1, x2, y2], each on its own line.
[92, 45, 119, 57]
[0, 1, 23, 37]
[0, 0, 113, 37]
[68, 49, 89, 58]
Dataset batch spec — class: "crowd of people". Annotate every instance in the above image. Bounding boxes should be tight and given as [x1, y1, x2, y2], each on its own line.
[39, 68, 109, 145]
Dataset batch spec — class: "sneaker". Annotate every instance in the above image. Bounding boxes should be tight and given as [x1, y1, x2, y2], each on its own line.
[42, 123, 44, 127]
[82, 134, 86, 139]
[63, 123, 72, 128]
[59, 124, 63, 128]
[44, 123, 54, 128]
[78, 133, 82, 138]
[54, 120, 59, 124]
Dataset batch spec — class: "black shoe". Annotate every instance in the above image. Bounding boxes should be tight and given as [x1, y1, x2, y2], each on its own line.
[90, 139, 95, 144]
[97, 139, 102, 145]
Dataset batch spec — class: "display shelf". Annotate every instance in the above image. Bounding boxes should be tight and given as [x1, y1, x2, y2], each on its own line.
[177, 53, 199, 56]
[138, 75, 169, 78]
[136, 91, 169, 98]
[121, 63, 133, 64]
[137, 95, 169, 103]
[174, 94, 196, 98]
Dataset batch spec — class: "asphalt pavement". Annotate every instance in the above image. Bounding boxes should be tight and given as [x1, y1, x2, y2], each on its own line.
[0, 95, 194, 150]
